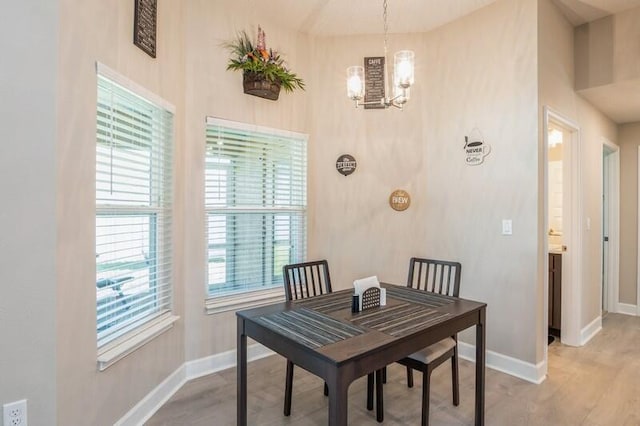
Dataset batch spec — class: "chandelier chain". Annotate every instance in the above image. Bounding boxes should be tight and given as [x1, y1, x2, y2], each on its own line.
[383, 0, 388, 57]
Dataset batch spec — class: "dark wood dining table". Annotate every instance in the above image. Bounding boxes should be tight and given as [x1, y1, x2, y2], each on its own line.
[236, 283, 486, 425]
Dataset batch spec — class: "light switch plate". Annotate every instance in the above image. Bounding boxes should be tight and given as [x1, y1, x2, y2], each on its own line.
[502, 219, 513, 235]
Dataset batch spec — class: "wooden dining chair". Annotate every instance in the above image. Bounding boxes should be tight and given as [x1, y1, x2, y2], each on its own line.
[396, 257, 462, 426]
[282, 260, 332, 416]
[283, 260, 383, 422]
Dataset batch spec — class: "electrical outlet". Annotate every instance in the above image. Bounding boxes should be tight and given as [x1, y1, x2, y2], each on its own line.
[3, 400, 27, 426]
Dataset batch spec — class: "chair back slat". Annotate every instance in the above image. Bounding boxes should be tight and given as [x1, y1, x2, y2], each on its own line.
[283, 260, 332, 301]
[407, 257, 461, 297]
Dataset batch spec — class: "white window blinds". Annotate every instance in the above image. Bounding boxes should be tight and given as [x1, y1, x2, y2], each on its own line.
[205, 117, 307, 297]
[96, 67, 174, 347]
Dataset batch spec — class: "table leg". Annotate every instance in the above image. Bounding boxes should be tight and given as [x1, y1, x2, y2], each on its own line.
[475, 307, 486, 426]
[237, 316, 247, 426]
[327, 374, 349, 426]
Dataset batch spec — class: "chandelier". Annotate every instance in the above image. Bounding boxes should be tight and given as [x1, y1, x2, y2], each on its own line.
[346, 0, 415, 109]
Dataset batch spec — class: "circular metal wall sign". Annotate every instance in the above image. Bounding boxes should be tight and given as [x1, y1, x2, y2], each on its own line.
[389, 189, 411, 211]
[336, 154, 357, 176]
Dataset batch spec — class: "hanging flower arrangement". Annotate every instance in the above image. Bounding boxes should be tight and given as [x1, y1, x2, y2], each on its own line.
[225, 26, 305, 100]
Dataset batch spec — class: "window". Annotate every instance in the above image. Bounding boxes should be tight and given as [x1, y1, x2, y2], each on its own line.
[205, 117, 307, 304]
[96, 64, 174, 350]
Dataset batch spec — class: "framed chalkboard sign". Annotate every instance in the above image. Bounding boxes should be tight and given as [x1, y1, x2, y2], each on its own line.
[364, 57, 385, 109]
[134, 0, 157, 58]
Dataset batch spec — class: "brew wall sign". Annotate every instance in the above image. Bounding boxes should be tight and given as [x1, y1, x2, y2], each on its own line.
[464, 128, 491, 165]
[134, 0, 157, 58]
[336, 154, 357, 176]
[364, 57, 385, 109]
[389, 189, 411, 211]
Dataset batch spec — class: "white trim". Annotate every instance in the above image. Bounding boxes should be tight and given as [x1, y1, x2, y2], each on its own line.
[95, 62, 176, 113]
[544, 106, 582, 348]
[458, 342, 545, 384]
[97, 313, 179, 371]
[580, 316, 602, 345]
[185, 344, 274, 379]
[637, 146, 640, 316]
[617, 303, 638, 316]
[206, 116, 308, 141]
[114, 344, 274, 426]
[205, 288, 286, 314]
[114, 363, 186, 426]
[602, 141, 620, 314]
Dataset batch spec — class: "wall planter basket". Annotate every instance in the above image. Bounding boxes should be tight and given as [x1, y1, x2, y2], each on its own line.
[225, 27, 304, 101]
[242, 72, 281, 101]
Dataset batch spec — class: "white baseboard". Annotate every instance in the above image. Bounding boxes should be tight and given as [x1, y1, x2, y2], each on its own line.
[458, 341, 545, 384]
[116, 344, 274, 426]
[120, 341, 549, 424]
[580, 316, 602, 345]
[185, 343, 274, 379]
[114, 363, 187, 426]
[617, 303, 638, 316]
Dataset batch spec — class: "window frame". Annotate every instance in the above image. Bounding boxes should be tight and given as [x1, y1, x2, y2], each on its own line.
[95, 62, 178, 368]
[204, 117, 307, 313]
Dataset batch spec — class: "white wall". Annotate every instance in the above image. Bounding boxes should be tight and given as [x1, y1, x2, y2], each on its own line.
[0, 2, 58, 424]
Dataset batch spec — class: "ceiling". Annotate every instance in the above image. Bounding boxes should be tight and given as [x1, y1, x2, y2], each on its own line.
[248, 0, 640, 36]
[249, 0, 640, 123]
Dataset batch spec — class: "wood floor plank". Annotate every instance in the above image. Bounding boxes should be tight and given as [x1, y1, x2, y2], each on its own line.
[146, 314, 639, 425]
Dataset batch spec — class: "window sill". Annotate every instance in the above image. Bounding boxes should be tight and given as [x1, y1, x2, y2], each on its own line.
[97, 312, 179, 371]
[205, 288, 285, 314]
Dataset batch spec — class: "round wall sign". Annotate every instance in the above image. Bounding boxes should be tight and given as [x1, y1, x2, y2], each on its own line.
[336, 154, 357, 176]
[389, 189, 411, 211]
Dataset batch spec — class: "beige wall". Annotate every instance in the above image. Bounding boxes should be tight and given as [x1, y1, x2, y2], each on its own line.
[538, 0, 617, 340]
[56, 1, 185, 424]
[4, 0, 627, 423]
[183, 0, 541, 368]
[575, 6, 640, 89]
[619, 123, 640, 305]
[0, 2, 58, 424]
[182, 0, 312, 361]
[310, 0, 540, 362]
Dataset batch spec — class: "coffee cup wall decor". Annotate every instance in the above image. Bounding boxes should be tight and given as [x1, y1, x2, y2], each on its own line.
[464, 127, 491, 166]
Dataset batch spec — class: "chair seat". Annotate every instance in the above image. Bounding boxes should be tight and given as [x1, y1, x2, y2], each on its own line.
[408, 337, 456, 364]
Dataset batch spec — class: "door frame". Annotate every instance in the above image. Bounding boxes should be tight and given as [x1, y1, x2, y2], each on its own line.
[543, 106, 582, 347]
[602, 139, 619, 314]
[637, 147, 640, 316]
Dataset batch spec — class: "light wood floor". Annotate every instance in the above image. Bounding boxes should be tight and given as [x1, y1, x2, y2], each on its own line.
[146, 314, 640, 425]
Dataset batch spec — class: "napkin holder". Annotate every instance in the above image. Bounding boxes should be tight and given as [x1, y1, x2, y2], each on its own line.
[351, 276, 386, 313]
[361, 287, 381, 310]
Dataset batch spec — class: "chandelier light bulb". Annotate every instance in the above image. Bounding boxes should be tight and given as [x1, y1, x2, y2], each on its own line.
[346, 66, 365, 100]
[394, 50, 415, 89]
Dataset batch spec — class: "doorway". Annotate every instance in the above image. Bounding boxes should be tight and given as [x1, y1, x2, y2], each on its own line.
[543, 107, 582, 350]
[602, 141, 619, 316]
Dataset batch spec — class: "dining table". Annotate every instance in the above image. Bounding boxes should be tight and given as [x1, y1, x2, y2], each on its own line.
[236, 283, 487, 425]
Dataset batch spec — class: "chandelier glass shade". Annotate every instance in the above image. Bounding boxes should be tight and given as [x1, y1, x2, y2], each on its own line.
[346, 0, 415, 109]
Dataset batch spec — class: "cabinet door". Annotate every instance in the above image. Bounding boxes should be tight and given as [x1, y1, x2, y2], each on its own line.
[549, 254, 562, 330]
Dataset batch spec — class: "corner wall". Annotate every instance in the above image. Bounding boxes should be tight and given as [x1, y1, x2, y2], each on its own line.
[56, 1, 186, 424]
[538, 0, 617, 348]
[310, 0, 540, 365]
[182, 0, 311, 361]
[0, 1, 58, 424]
